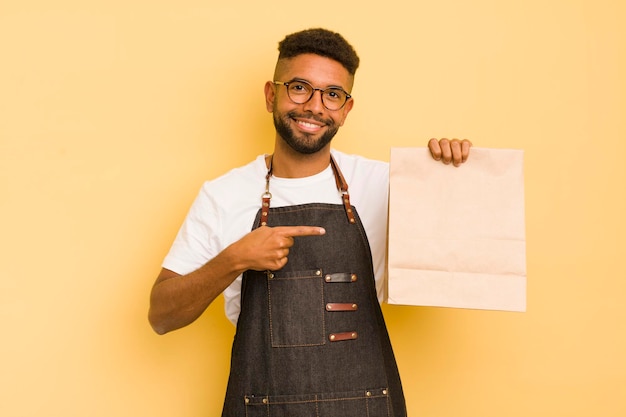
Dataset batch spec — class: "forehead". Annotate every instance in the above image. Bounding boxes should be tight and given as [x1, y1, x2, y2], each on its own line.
[275, 53, 353, 90]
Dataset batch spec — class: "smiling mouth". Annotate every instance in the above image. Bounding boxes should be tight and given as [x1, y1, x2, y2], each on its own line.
[296, 119, 323, 130]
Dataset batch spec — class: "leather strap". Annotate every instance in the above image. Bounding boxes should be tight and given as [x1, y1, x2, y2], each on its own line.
[329, 331, 358, 342]
[330, 154, 356, 225]
[260, 154, 356, 227]
[326, 303, 358, 311]
[324, 272, 358, 283]
[260, 156, 273, 227]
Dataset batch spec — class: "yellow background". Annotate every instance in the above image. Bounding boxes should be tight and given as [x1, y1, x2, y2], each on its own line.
[1, 0, 624, 416]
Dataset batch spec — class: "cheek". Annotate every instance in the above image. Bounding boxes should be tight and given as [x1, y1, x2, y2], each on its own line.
[336, 101, 353, 126]
[336, 111, 349, 127]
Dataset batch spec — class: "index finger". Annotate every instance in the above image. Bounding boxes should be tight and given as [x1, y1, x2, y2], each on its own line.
[274, 225, 326, 237]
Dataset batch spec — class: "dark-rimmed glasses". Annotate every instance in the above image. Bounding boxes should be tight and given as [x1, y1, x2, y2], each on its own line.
[273, 80, 352, 111]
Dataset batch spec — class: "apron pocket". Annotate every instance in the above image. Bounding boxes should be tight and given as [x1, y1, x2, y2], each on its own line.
[244, 388, 391, 417]
[268, 269, 325, 347]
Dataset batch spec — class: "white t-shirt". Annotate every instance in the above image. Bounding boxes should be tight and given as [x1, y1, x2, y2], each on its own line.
[163, 149, 390, 325]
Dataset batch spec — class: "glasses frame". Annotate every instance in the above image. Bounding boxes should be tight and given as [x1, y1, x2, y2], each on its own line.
[273, 80, 352, 110]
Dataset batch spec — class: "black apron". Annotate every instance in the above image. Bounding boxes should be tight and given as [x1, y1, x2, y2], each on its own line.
[222, 157, 406, 416]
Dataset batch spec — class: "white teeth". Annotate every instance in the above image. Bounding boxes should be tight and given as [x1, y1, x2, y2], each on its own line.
[297, 120, 320, 129]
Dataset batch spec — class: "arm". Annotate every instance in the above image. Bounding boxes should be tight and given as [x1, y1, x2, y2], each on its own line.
[148, 225, 326, 334]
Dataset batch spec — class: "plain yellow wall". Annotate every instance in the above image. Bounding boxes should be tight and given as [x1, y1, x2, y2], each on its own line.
[1, 0, 624, 416]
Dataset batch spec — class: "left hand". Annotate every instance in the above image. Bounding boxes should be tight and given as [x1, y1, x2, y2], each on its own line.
[428, 138, 472, 167]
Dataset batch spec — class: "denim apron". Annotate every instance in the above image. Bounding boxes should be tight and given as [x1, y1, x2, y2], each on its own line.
[222, 156, 406, 417]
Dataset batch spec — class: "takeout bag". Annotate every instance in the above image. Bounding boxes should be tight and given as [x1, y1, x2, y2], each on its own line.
[387, 147, 526, 312]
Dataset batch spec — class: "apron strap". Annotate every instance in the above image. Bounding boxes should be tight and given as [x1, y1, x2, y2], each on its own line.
[260, 154, 356, 226]
[330, 155, 357, 225]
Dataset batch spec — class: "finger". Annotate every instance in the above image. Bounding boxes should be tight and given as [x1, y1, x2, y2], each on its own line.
[439, 138, 452, 164]
[275, 225, 326, 237]
[428, 138, 442, 160]
[275, 247, 290, 259]
[461, 139, 472, 163]
[450, 139, 462, 166]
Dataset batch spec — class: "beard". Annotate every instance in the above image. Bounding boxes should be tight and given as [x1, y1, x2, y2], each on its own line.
[273, 110, 340, 155]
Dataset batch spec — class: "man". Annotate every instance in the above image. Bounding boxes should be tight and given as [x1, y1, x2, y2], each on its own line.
[149, 28, 471, 417]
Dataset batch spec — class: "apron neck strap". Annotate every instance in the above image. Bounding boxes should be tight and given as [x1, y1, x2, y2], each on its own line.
[260, 154, 356, 226]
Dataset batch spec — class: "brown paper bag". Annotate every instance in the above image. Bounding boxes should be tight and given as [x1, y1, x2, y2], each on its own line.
[387, 147, 526, 312]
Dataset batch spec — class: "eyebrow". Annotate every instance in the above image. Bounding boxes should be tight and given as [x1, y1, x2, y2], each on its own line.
[289, 77, 348, 92]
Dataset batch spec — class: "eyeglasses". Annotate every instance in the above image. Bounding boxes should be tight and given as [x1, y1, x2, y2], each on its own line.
[273, 80, 352, 111]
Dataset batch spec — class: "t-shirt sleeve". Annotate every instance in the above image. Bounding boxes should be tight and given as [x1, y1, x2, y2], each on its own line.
[162, 183, 222, 275]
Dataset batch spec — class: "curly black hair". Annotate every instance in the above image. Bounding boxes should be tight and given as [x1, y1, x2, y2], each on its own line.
[277, 28, 360, 75]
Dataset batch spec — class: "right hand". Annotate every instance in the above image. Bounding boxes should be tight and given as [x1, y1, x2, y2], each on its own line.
[232, 225, 326, 272]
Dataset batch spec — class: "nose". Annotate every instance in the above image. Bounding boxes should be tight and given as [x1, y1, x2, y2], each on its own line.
[302, 89, 325, 114]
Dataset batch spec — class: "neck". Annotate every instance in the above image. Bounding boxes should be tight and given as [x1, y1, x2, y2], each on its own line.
[268, 141, 332, 178]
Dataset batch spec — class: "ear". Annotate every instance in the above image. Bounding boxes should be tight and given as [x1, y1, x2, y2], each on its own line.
[264, 81, 276, 113]
[337, 97, 354, 127]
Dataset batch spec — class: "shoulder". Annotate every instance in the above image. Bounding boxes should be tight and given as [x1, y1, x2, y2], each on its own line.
[196, 155, 267, 201]
[331, 149, 389, 188]
[331, 149, 388, 169]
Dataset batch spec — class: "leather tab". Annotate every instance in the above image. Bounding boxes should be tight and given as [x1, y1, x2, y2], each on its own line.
[324, 273, 357, 283]
[326, 303, 358, 311]
[260, 156, 273, 227]
[260, 195, 270, 226]
[329, 331, 358, 342]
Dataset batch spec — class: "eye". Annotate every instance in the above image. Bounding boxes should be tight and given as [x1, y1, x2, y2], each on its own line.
[325, 89, 344, 101]
[289, 82, 311, 95]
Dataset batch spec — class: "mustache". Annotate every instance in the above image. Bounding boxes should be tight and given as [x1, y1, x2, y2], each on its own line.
[286, 111, 332, 125]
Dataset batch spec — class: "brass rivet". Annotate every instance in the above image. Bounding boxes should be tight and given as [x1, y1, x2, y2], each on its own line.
[352, 304, 357, 309]
[347, 208, 352, 212]
[351, 332, 357, 338]
[382, 389, 388, 395]
[263, 202, 269, 207]
[366, 391, 372, 397]
[325, 275, 331, 282]
[245, 397, 250, 404]
[350, 218, 355, 223]
[262, 398, 268, 404]
[326, 304, 332, 310]
[329, 334, 336, 341]
[351, 274, 357, 282]
[261, 222, 267, 226]
[315, 270, 321, 276]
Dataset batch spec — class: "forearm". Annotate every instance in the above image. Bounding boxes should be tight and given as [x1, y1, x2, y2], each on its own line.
[148, 225, 323, 334]
[148, 247, 246, 334]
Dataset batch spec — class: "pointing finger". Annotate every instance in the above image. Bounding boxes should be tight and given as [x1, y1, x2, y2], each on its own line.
[275, 226, 326, 238]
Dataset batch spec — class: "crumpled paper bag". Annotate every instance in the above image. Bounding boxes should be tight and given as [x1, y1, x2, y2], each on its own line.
[387, 147, 526, 312]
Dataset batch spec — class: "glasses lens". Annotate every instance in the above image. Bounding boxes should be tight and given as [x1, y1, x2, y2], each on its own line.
[322, 88, 347, 110]
[286, 81, 312, 104]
